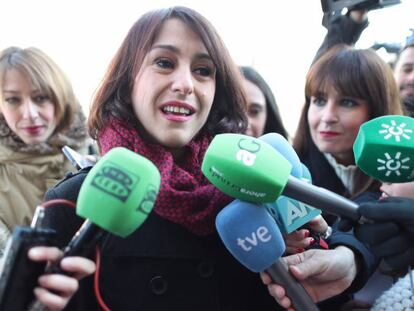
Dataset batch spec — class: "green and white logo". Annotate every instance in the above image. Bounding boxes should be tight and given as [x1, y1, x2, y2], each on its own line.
[379, 120, 413, 142]
[377, 152, 411, 177]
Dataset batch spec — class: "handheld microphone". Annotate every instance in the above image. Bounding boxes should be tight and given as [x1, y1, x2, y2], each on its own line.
[259, 133, 321, 233]
[353, 115, 414, 183]
[202, 134, 361, 222]
[259, 133, 302, 178]
[216, 200, 318, 311]
[52, 146, 161, 265]
[17, 147, 160, 311]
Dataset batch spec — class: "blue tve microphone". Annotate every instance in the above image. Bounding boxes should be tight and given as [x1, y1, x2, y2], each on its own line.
[216, 200, 318, 311]
[259, 133, 321, 233]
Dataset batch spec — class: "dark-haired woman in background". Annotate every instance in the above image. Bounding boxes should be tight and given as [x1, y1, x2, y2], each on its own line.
[241, 66, 288, 138]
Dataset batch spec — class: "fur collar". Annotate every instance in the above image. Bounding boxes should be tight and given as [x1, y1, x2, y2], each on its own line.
[0, 105, 88, 154]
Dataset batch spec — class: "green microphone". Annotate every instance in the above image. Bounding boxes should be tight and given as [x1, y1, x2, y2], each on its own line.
[201, 133, 292, 203]
[202, 134, 362, 222]
[50, 147, 161, 269]
[354, 115, 414, 182]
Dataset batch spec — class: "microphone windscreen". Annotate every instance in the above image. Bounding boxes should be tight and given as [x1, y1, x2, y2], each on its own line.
[258, 134, 321, 233]
[202, 133, 292, 203]
[354, 115, 414, 182]
[259, 133, 302, 178]
[77, 147, 161, 237]
[216, 200, 285, 272]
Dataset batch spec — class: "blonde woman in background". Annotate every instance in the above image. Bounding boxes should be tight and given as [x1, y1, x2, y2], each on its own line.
[0, 47, 93, 254]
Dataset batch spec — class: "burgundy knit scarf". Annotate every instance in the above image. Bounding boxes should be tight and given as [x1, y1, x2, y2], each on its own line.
[98, 117, 232, 235]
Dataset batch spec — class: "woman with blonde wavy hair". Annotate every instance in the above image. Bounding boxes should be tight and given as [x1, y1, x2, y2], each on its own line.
[0, 46, 95, 309]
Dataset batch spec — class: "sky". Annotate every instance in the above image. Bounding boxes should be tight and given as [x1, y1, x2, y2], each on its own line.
[1, 0, 413, 135]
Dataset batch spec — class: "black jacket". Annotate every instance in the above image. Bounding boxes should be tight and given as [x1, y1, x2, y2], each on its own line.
[43, 169, 281, 311]
[45, 167, 378, 311]
[299, 141, 379, 309]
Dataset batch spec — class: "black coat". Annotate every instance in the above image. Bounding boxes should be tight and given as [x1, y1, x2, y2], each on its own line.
[45, 165, 377, 310]
[43, 169, 281, 311]
[298, 140, 379, 309]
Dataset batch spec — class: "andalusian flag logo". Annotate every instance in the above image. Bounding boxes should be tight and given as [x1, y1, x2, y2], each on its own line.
[379, 120, 412, 142]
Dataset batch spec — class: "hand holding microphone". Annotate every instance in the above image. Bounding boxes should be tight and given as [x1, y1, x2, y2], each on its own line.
[44, 146, 161, 273]
[341, 197, 414, 270]
[0, 147, 161, 311]
[338, 115, 414, 269]
[216, 200, 318, 311]
[261, 246, 358, 310]
[27, 246, 96, 310]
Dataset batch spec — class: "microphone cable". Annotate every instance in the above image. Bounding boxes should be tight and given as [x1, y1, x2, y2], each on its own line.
[94, 246, 111, 311]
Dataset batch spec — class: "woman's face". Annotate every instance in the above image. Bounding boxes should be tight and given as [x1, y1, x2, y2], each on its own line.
[308, 85, 370, 165]
[243, 78, 267, 138]
[1, 69, 56, 144]
[131, 18, 216, 153]
[381, 181, 414, 199]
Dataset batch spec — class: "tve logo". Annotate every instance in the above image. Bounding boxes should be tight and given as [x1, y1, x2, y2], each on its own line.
[237, 226, 272, 251]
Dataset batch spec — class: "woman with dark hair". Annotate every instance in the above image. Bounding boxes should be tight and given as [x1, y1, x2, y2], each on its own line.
[240, 66, 288, 138]
[294, 44, 403, 205]
[262, 44, 405, 310]
[37, 6, 280, 310]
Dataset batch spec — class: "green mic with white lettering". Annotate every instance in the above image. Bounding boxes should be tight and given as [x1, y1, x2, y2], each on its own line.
[201, 133, 292, 203]
[203, 134, 362, 222]
[354, 115, 414, 183]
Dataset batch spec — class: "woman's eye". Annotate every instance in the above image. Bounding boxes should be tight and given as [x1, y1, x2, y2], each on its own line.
[33, 95, 49, 103]
[311, 97, 326, 106]
[403, 66, 413, 74]
[194, 66, 213, 77]
[248, 106, 263, 117]
[4, 97, 20, 105]
[155, 58, 174, 69]
[340, 99, 357, 108]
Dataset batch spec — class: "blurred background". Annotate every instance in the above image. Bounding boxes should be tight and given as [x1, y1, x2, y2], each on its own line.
[1, 0, 413, 136]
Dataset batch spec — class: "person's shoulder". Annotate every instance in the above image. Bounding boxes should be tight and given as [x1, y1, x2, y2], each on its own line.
[46, 166, 92, 202]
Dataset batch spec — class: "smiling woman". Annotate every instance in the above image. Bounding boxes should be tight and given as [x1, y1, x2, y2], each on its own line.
[131, 18, 216, 153]
[38, 6, 281, 311]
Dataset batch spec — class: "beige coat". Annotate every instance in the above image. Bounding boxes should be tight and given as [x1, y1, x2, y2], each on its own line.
[0, 108, 91, 254]
[0, 146, 75, 238]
